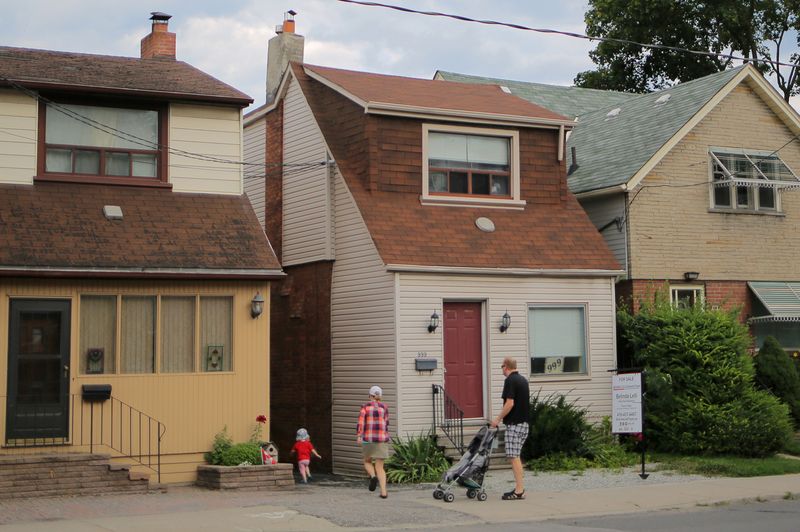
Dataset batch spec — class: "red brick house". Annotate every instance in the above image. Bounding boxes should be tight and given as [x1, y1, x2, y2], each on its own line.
[245, 21, 622, 474]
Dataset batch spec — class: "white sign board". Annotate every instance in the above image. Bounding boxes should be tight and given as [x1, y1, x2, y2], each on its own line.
[612, 372, 643, 434]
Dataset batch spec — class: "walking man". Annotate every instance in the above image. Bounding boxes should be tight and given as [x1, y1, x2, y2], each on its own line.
[490, 357, 530, 500]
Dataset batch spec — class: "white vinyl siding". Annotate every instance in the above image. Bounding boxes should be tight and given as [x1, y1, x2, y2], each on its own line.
[330, 168, 396, 475]
[579, 193, 628, 275]
[282, 79, 333, 265]
[169, 104, 242, 195]
[0, 89, 37, 184]
[395, 274, 617, 438]
[243, 116, 266, 227]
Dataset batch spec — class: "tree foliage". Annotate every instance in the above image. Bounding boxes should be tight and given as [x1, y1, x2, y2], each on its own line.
[754, 336, 800, 425]
[576, 0, 799, 101]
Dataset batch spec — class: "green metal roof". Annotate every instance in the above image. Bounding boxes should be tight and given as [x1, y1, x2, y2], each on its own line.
[439, 67, 746, 194]
[749, 282, 800, 322]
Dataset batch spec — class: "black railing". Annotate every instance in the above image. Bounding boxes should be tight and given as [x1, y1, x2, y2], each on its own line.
[431, 384, 464, 453]
[2, 394, 166, 483]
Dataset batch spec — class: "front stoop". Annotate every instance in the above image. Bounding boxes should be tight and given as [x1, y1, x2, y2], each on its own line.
[0, 453, 151, 499]
[196, 463, 295, 490]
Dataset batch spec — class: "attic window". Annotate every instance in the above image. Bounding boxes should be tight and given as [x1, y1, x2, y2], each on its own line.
[709, 148, 800, 213]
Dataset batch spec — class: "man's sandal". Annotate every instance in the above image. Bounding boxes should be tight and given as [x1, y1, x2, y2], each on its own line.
[501, 490, 525, 500]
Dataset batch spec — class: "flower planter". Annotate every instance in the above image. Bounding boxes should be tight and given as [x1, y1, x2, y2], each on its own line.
[196, 463, 295, 490]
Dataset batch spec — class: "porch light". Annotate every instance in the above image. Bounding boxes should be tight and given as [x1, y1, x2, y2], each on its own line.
[251, 292, 265, 319]
[500, 311, 511, 333]
[428, 310, 440, 333]
[683, 271, 700, 282]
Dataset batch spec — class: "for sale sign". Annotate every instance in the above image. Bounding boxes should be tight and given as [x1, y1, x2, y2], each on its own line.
[612, 372, 643, 433]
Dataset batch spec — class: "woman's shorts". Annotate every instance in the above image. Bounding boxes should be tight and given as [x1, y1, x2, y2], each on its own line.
[362, 442, 389, 459]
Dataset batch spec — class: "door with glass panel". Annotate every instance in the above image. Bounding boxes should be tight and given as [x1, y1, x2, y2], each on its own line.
[5, 299, 71, 440]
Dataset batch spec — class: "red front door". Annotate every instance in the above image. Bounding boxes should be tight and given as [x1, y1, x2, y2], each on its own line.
[443, 302, 484, 418]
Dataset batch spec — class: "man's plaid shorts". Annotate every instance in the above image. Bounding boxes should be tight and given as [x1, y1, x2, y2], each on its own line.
[504, 422, 529, 458]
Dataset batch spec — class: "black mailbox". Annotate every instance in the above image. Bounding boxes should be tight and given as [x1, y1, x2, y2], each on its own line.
[82, 384, 112, 402]
[415, 358, 438, 371]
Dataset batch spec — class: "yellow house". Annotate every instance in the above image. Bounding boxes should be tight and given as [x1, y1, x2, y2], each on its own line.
[0, 14, 282, 484]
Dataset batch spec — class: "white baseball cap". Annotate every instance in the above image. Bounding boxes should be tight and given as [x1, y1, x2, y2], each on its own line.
[369, 385, 383, 397]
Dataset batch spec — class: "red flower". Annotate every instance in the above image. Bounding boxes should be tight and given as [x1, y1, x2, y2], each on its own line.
[256, 415, 267, 424]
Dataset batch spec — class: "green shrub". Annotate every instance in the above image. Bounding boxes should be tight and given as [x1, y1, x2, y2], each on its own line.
[754, 336, 800, 425]
[385, 433, 449, 483]
[527, 453, 591, 472]
[618, 296, 793, 456]
[219, 442, 262, 466]
[522, 392, 590, 461]
[204, 427, 233, 465]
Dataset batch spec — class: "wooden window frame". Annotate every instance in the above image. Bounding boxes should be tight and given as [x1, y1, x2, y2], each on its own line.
[670, 285, 704, 309]
[36, 97, 170, 188]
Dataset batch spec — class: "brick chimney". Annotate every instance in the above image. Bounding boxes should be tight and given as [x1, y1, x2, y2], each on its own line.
[141, 12, 176, 60]
[266, 11, 304, 102]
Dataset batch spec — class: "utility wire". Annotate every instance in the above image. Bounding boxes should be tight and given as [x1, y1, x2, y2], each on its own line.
[336, 0, 800, 70]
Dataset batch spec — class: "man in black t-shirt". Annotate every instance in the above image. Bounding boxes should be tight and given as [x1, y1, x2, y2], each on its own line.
[491, 357, 530, 500]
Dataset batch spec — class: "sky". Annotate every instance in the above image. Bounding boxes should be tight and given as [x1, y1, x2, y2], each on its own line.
[1, 0, 798, 111]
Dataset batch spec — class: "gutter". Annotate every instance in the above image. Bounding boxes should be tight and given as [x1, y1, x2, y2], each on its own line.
[385, 264, 624, 277]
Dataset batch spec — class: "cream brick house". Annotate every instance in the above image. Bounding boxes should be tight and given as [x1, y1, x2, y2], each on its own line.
[440, 66, 800, 352]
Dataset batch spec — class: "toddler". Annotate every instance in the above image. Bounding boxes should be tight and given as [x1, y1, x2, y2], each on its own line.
[290, 428, 322, 483]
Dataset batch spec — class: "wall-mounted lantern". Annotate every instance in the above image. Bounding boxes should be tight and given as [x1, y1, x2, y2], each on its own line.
[499, 311, 511, 333]
[251, 292, 265, 319]
[683, 271, 700, 282]
[428, 310, 440, 333]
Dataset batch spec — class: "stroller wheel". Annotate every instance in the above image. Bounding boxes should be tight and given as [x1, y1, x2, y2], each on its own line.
[466, 489, 477, 499]
[443, 492, 455, 503]
[477, 491, 488, 502]
[433, 489, 444, 500]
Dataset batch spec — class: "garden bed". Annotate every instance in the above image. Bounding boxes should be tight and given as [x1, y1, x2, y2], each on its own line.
[196, 463, 295, 490]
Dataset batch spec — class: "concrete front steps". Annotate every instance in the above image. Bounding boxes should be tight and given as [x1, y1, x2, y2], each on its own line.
[0, 453, 152, 499]
[436, 425, 511, 470]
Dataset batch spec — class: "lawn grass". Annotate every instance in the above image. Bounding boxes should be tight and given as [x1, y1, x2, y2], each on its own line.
[651, 453, 800, 477]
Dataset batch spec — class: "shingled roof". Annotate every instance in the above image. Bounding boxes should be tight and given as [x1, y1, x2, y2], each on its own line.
[0, 46, 252, 106]
[291, 64, 620, 273]
[303, 64, 573, 126]
[0, 183, 282, 279]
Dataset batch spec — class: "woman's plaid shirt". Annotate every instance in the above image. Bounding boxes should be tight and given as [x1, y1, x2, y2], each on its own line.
[357, 401, 390, 443]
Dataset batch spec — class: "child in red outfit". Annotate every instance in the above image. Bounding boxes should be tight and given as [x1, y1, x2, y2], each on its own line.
[290, 428, 322, 483]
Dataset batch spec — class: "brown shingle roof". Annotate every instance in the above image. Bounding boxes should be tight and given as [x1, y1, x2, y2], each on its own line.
[303, 64, 571, 124]
[0, 46, 252, 106]
[292, 65, 620, 273]
[0, 183, 281, 278]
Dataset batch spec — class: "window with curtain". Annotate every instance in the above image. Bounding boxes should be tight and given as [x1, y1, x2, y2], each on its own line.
[79, 295, 116, 374]
[121, 296, 156, 374]
[44, 102, 160, 179]
[428, 131, 511, 197]
[160, 297, 195, 373]
[201, 297, 232, 372]
[528, 306, 587, 375]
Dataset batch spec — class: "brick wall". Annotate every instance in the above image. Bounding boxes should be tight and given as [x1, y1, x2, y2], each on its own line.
[265, 102, 284, 260]
[622, 279, 751, 323]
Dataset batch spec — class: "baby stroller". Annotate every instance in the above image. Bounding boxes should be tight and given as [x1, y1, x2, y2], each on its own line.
[433, 425, 497, 503]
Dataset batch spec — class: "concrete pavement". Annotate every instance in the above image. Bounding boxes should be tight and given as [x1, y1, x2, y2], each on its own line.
[1, 470, 799, 530]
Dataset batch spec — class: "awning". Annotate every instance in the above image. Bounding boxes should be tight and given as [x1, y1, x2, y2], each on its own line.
[748, 282, 800, 323]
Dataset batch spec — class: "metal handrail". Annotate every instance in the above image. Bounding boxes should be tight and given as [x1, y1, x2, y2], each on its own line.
[2, 394, 166, 483]
[431, 384, 464, 453]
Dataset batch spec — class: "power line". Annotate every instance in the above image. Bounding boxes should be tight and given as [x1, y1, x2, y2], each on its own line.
[336, 0, 800, 70]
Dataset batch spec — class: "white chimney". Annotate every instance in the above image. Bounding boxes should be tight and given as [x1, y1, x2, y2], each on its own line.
[267, 10, 304, 102]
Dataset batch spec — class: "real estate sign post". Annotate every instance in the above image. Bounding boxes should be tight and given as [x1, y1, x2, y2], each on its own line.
[611, 370, 648, 479]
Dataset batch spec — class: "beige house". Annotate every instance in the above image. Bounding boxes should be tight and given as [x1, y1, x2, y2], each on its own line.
[0, 14, 282, 485]
[245, 18, 622, 475]
[441, 66, 800, 352]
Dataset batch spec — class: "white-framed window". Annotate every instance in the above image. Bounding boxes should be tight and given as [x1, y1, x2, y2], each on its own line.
[422, 124, 523, 208]
[709, 148, 799, 213]
[528, 305, 587, 376]
[670, 285, 704, 309]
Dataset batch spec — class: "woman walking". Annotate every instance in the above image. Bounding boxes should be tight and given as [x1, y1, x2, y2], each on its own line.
[357, 385, 390, 499]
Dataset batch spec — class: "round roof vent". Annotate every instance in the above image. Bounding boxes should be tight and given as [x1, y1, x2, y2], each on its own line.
[475, 217, 495, 233]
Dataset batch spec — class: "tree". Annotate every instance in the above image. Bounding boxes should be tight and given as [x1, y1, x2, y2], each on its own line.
[575, 0, 799, 102]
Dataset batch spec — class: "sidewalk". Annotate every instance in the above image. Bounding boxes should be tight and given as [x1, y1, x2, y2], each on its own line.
[1, 468, 799, 530]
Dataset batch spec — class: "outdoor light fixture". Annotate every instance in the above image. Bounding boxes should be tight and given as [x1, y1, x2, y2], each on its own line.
[683, 271, 700, 282]
[500, 311, 511, 333]
[428, 310, 440, 333]
[251, 292, 265, 319]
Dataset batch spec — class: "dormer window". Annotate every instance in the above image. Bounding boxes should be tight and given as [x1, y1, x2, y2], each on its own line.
[38, 100, 167, 186]
[710, 149, 799, 213]
[421, 124, 523, 208]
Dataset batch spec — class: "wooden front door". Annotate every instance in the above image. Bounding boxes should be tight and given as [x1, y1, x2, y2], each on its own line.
[443, 302, 484, 418]
[6, 299, 71, 440]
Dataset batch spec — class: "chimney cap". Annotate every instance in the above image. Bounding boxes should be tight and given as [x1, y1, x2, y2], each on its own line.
[150, 12, 172, 22]
[287, 9, 297, 17]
